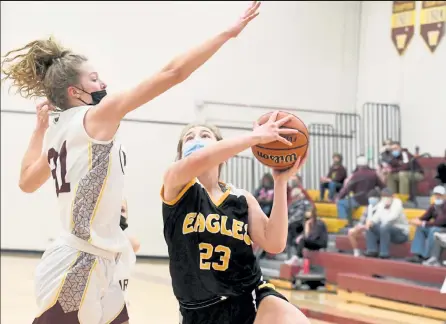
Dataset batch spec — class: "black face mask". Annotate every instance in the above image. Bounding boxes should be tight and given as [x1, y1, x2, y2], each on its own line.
[76, 87, 107, 105]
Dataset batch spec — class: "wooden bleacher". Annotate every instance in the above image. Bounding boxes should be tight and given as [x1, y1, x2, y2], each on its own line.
[305, 251, 446, 320]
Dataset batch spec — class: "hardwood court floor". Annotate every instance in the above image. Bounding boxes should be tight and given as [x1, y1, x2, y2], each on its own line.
[1, 254, 442, 324]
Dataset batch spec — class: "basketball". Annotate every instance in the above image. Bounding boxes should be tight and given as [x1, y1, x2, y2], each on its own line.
[251, 111, 309, 170]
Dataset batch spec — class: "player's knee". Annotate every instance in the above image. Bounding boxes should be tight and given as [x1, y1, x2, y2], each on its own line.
[347, 228, 356, 237]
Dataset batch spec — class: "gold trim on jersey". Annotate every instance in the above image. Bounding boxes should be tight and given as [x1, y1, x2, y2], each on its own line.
[207, 181, 231, 207]
[161, 178, 197, 206]
[88, 154, 112, 244]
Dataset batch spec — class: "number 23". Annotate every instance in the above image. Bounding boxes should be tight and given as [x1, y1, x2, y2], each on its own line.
[199, 243, 231, 272]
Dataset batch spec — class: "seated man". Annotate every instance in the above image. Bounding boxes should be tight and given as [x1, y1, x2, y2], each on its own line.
[364, 188, 409, 258]
[407, 185, 446, 263]
[320, 153, 347, 201]
[285, 209, 328, 265]
[286, 187, 312, 260]
[423, 231, 446, 267]
[348, 189, 381, 257]
[336, 156, 385, 222]
[387, 141, 423, 195]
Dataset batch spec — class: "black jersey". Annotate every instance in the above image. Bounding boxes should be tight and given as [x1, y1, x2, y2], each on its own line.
[162, 178, 262, 307]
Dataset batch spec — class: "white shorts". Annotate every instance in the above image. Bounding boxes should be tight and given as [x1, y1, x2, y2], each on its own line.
[114, 238, 136, 307]
[32, 240, 128, 324]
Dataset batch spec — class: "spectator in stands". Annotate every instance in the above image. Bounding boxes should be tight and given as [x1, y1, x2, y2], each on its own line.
[286, 187, 313, 259]
[347, 189, 381, 257]
[377, 139, 393, 183]
[254, 173, 274, 217]
[387, 141, 423, 195]
[285, 209, 328, 265]
[336, 156, 385, 222]
[423, 232, 446, 267]
[364, 188, 409, 258]
[288, 174, 315, 209]
[319, 153, 347, 201]
[436, 162, 446, 187]
[407, 185, 446, 263]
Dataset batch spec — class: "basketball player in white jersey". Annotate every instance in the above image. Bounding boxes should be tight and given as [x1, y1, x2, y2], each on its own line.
[1, 3, 261, 323]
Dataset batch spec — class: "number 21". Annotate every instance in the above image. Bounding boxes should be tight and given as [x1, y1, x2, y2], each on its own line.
[199, 243, 231, 272]
[47, 141, 71, 197]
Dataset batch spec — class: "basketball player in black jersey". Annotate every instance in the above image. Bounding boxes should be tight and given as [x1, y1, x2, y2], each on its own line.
[161, 111, 310, 324]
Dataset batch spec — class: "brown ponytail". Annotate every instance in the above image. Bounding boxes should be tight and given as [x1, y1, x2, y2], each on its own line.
[1, 36, 87, 110]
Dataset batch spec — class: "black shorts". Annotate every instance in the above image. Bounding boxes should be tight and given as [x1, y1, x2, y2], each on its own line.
[179, 281, 288, 324]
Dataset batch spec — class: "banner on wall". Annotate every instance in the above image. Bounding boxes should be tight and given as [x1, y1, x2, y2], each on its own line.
[420, 1, 446, 52]
[391, 1, 416, 55]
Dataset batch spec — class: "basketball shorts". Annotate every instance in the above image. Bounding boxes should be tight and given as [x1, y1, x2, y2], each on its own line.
[32, 242, 128, 324]
[179, 281, 288, 324]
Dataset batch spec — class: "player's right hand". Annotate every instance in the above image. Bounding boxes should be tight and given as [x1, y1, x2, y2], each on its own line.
[226, 1, 261, 38]
[35, 100, 54, 131]
[252, 110, 299, 146]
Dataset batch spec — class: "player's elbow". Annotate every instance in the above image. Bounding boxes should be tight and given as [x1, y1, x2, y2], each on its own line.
[19, 179, 36, 193]
[264, 240, 287, 255]
[163, 66, 187, 84]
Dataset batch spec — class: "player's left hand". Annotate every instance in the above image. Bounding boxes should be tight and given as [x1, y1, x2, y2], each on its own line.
[272, 155, 306, 183]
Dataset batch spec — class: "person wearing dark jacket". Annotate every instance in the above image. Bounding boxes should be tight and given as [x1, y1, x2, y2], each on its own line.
[320, 153, 347, 201]
[286, 187, 313, 259]
[285, 209, 328, 265]
[407, 185, 446, 263]
[387, 141, 423, 195]
[336, 156, 386, 220]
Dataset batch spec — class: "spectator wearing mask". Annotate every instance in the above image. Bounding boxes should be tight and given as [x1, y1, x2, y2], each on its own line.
[347, 189, 381, 257]
[288, 174, 315, 209]
[423, 232, 446, 267]
[285, 209, 328, 265]
[320, 153, 347, 201]
[336, 156, 386, 221]
[254, 173, 274, 216]
[407, 185, 446, 263]
[387, 141, 423, 195]
[286, 187, 313, 259]
[364, 188, 409, 258]
[377, 139, 393, 183]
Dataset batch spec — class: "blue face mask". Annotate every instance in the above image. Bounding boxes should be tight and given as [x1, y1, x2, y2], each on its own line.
[392, 150, 400, 157]
[182, 139, 211, 158]
[368, 197, 379, 206]
[434, 199, 444, 206]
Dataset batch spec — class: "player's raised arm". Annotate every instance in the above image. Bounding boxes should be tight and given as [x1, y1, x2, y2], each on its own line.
[162, 112, 298, 202]
[18, 101, 53, 193]
[86, 1, 262, 140]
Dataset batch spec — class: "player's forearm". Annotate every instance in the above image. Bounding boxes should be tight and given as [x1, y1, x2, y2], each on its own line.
[165, 31, 232, 80]
[21, 129, 46, 174]
[164, 133, 259, 190]
[264, 181, 289, 253]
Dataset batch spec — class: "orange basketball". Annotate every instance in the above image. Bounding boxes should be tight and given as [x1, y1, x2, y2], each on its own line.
[251, 111, 309, 170]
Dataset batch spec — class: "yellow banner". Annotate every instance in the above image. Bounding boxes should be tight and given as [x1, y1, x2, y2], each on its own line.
[391, 1, 416, 55]
[420, 1, 446, 52]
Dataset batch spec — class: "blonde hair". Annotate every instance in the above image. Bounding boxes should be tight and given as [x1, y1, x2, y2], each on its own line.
[176, 123, 224, 175]
[1, 36, 87, 110]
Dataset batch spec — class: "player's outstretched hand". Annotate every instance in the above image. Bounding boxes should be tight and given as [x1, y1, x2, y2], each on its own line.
[226, 1, 261, 38]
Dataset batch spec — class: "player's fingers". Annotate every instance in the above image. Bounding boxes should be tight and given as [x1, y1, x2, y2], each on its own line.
[276, 135, 292, 146]
[276, 115, 293, 126]
[278, 128, 299, 134]
[244, 12, 260, 24]
[268, 110, 279, 123]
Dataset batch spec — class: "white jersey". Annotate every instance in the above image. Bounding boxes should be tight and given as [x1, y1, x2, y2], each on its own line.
[43, 106, 128, 253]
